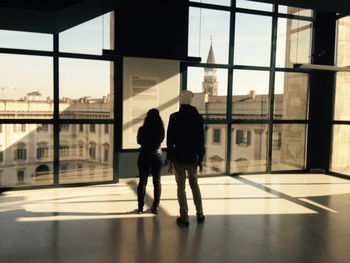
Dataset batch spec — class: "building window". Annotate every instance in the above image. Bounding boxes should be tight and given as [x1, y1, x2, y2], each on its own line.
[236, 130, 251, 145]
[213, 128, 221, 144]
[0, 146, 3, 163]
[90, 124, 96, 133]
[59, 124, 69, 132]
[103, 143, 109, 161]
[78, 141, 84, 157]
[59, 145, 70, 157]
[272, 131, 282, 150]
[37, 124, 48, 133]
[13, 124, 26, 133]
[77, 163, 83, 177]
[37, 143, 49, 159]
[17, 170, 25, 183]
[104, 124, 109, 134]
[89, 142, 97, 160]
[79, 124, 84, 132]
[0, 124, 2, 133]
[14, 143, 27, 160]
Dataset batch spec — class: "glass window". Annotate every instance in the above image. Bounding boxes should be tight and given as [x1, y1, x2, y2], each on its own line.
[213, 128, 221, 144]
[37, 142, 49, 159]
[188, 67, 228, 120]
[203, 124, 227, 175]
[231, 124, 268, 173]
[0, 54, 53, 119]
[336, 16, 350, 67]
[0, 124, 53, 187]
[59, 124, 69, 132]
[89, 142, 97, 160]
[13, 124, 26, 133]
[37, 124, 49, 133]
[103, 143, 110, 162]
[190, 0, 231, 6]
[0, 30, 53, 51]
[79, 141, 84, 157]
[271, 124, 307, 171]
[334, 73, 350, 121]
[274, 72, 309, 120]
[278, 6, 313, 17]
[236, 0, 273, 12]
[90, 124, 96, 133]
[276, 18, 312, 68]
[232, 70, 270, 119]
[188, 7, 230, 64]
[104, 124, 109, 134]
[59, 58, 114, 119]
[234, 13, 272, 66]
[331, 125, 350, 176]
[236, 130, 252, 145]
[59, 12, 114, 55]
[79, 124, 84, 132]
[0, 146, 3, 163]
[59, 124, 113, 184]
[59, 145, 70, 157]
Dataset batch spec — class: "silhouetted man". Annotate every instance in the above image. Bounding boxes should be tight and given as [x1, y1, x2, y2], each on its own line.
[167, 90, 205, 227]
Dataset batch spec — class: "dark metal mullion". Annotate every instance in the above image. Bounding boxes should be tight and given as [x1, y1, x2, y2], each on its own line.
[267, 5, 278, 173]
[0, 47, 53, 57]
[226, 0, 236, 175]
[189, 2, 231, 11]
[113, 57, 123, 183]
[53, 34, 60, 186]
[58, 52, 114, 61]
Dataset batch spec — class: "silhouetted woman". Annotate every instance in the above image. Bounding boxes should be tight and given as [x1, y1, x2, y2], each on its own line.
[137, 108, 165, 214]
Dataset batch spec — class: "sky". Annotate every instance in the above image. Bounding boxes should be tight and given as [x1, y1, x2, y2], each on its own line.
[0, 4, 312, 100]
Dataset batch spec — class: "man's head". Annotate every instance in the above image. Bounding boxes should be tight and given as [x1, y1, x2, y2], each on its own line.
[179, 90, 194, 105]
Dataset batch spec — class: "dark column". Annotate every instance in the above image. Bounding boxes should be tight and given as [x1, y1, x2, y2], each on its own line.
[307, 12, 337, 172]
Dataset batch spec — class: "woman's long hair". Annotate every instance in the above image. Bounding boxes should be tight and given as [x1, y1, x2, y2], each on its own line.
[143, 108, 164, 131]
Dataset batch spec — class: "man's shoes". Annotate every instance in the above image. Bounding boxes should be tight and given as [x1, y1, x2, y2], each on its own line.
[137, 208, 143, 214]
[197, 214, 205, 223]
[151, 205, 158, 214]
[176, 217, 189, 228]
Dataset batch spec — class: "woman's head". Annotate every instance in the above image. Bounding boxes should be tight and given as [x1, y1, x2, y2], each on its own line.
[144, 108, 163, 128]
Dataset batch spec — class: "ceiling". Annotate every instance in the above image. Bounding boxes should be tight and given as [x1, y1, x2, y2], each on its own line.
[0, 0, 350, 34]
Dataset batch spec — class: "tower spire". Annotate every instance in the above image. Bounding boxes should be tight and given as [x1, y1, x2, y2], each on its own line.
[202, 38, 218, 96]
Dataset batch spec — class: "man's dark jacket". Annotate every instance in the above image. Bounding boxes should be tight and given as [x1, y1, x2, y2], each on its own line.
[166, 104, 205, 164]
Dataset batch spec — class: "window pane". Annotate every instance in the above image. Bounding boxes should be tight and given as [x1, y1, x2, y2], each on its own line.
[190, 0, 231, 6]
[59, 12, 114, 55]
[336, 16, 350, 67]
[234, 13, 272, 66]
[236, 0, 273, 12]
[59, 124, 113, 184]
[0, 30, 53, 51]
[331, 125, 350, 176]
[233, 70, 270, 119]
[59, 58, 113, 119]
[188, 67, 228, 120]
[276, 18, 312, 68]
[334, 72, 350, 120]
[0, 54, 53, 119]
[231, 124, 268, 173]
[203, 124, 227, 175]
[0, 124, 53, 187]
[188, 7, 230, 64]
[278, 6, 313, 17]
[271, 124, 307, 171]
[274, 72, 309, 120]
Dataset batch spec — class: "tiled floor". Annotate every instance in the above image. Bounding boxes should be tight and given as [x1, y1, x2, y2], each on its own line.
[1, 174, 350, 263]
